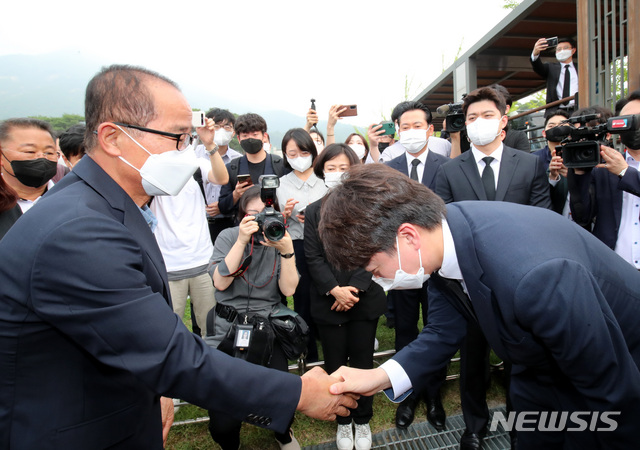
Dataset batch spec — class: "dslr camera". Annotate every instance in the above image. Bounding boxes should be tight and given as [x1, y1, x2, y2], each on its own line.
[437, 102, 465, 132]
[551, 113, 640, 169]
[254, 175, 286, 241]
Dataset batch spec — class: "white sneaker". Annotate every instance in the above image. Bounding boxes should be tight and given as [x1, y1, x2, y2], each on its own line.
[336, 423, 354, 450]
[354, 423, 372, 450]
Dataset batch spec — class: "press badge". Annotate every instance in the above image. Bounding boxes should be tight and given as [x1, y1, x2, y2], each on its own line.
[235, 324, 252, 350]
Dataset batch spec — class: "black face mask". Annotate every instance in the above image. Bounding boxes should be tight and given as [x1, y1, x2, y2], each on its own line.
[240, 138, 264, 154]
[620, 128, 640, 150]
[378, 142, 390, 153]
[3, 154, 58, 188]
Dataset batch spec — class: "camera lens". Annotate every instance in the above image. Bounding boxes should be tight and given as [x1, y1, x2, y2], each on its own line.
[263, 217, 286, 241]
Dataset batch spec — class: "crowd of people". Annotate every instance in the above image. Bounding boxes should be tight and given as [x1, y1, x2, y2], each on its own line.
[1, 34, 639, 450]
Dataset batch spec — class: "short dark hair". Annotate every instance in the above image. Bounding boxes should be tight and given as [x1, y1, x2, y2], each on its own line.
[206, 108, 236, 126]
[571, 105, 612, 127]
[0, 118, 55, 145]
[318, 163, 446, 271]
[463, 87, 507, 117]
[558, 37, 576, 49]
[237, 185, 262, 222]
[544, 110, 570, 127]
[84, 64, 179, 153]
[313, 143, 360, 179]
[627, 89, 640, 103]
[58, 124, 86, 160]
[281, 128, 318, 170]
[234, 113, 267, 135]
[488, 84, 513, 108]
[392, 101, 432, 125]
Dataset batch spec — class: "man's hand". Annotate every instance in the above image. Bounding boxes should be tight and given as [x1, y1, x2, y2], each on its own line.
[368, 124, 384, 147]
[206, 201, 220, 217]
[549, 148, 567, 179]
[232, 181, 253, 203]
[297, 367, 359, 421]
[160, 396, 175, 446]
[330, 366, 392, 397]
[196, 118, 216, 149]
[598, 144, 628, 176]
[533, 37, 549, 57]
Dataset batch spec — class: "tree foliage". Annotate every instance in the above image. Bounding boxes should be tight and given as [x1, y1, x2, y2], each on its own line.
[28, 114, 85, 135]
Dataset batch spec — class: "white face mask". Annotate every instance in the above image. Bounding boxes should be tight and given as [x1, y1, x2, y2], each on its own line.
[287, 154, 312, 172]
[349, 144, 366, 160]
[466, 117, 502, 146]
[372, 236, 430, 291]
[323, 171, 345, 189]
[556, 49, 572, 62]
[214, 129, 233, 146]
[117, 126, 198, 196]
[263, 142, 271, 152]
[399, 128, 428, 154]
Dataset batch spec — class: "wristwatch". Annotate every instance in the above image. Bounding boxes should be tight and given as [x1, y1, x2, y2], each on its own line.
[206, 144, 219, 156]
[279, 252, 295, 259]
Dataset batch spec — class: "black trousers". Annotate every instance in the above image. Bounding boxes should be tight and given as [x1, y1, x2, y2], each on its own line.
[207, 343, 293, 449]
[460, 320, 512, 434]
[317, 319, 378, 425]
[391, 284, 447, 399]
[292, 239, 319, 361]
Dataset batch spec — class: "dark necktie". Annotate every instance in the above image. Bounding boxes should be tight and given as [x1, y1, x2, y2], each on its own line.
[410, 158, 420, 181]
[562, 65, 571, 105]
[481, 156, 496, 201]
[430, 273, 477, 322]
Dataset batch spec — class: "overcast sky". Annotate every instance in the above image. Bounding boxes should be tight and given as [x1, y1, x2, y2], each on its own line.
[1, 0, 515, 127]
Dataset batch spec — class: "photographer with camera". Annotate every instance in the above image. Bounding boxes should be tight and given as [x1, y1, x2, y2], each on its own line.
[206, 182, 300, 450]
[568, 90, 640, 269]
[531, 37, 578, 117]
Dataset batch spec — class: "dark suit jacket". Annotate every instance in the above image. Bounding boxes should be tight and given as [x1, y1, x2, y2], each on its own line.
[0, 157, 300, 449]
[568, 165, 640, 249]
[435, 145, 552, 208]
[385, 150, 449, 190]
[304, 198, 386, 325]
[394, 201, 640, 448]
[530, 57, 578, 116]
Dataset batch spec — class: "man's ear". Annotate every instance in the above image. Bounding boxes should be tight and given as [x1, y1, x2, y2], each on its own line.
[397, 223, 421, 249]
[98, 123, 123, 157]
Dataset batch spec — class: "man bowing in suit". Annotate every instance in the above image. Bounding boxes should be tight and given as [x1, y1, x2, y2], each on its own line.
[435, 86, 551, 449]
[0, 65, 355, 450]
[319, 163, 640, 450]
[383, 101, 449, 432]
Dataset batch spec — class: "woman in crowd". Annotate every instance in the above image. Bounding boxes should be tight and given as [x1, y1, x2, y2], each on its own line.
[276, 128, 328, 362]
[309, 129, 325, 153]
[304, 144, 386, 450]
[345, 132, 370, 163]
[205, 186, 300, 450]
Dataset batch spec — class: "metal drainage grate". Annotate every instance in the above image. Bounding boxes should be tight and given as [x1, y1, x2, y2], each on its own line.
[304, 405, 511, 450]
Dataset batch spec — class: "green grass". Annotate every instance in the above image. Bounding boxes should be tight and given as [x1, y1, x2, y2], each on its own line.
[168, 302, 507, 449]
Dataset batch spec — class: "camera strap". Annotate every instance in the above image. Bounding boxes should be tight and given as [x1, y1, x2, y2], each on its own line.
[226, 239, 254, 278]
[241, 237, 278, 289]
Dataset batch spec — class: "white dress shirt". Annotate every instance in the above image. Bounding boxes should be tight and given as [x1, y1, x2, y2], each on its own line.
[614, 154, 640, 269]
[471, 144, 504, 190]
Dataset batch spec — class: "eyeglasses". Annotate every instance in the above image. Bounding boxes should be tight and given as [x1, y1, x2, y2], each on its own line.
[113, 122, 193, 150]
[213, 124, 234, 132]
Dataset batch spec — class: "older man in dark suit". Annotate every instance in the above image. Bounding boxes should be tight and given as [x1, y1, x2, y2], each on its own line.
[319, 163, 640, 450]
[0, 65, 354, 450]
[435, 87, 551, 449]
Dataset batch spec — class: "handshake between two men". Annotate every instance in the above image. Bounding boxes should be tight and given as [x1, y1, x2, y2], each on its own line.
[298, 366, 390, 420]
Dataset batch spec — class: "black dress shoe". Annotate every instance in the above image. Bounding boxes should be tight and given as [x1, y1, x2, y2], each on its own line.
[395, 393, 419, 429]
[425, 393, 446, 431]
[459, 429, 484, 450]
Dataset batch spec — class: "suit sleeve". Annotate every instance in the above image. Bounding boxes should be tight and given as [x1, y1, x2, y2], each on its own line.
[391, 282, 467, 393]
[30, 216, 300, 433]
[218, 162, 237, 215]
[619, 166, 640, 197]
[530, 56, 550, 79]
[528, 155, 553, 209]
[434, 165, 454, 203]
[514, 259, 640, 448]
